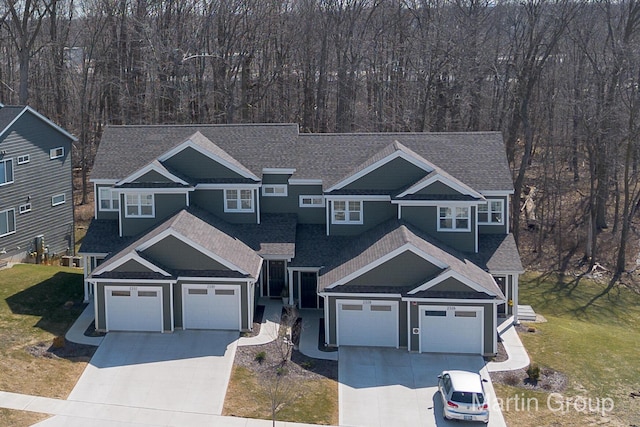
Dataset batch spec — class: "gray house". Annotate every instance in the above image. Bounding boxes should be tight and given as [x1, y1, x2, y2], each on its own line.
[0, 104, 76, 263]
[80, 124, 523, 356]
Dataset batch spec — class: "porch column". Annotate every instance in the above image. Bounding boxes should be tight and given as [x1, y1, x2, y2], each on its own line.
[83, 255, 91, 302]
[512, 274, 519, 324]
[287, 267, 294, 306]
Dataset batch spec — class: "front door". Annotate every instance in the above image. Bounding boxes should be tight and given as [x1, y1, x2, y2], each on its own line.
[300, 271, 318, 308]
[268, 260, 285, 297]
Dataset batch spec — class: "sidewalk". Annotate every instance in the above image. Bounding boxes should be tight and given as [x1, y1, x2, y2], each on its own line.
[298, 309, 337, 361]
[238, 298, 282, 347]
[486, 316, 530, 372]
[65, 302, 103, 346]
[0, 391, 335, 427]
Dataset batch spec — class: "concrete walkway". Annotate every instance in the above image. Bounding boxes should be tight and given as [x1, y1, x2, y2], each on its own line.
[238, 298, 282, 347]
[298, 309, 337, 361]
[65, 302, 103, 346]
[486, 316, 530, 372]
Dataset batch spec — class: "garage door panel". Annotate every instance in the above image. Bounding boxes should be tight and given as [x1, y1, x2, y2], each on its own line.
[420, 306, 483, 354]
[183, 284, 240, 330]
[337, 300, 398, 347]
[105, 286, 163, 332]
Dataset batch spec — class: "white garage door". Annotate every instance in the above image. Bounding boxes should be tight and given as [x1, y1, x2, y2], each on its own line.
[105, 286, 163, 332]
[337, 300, 398, 347]
[419, 306, 483, 354]
[183, 284, 240, 330]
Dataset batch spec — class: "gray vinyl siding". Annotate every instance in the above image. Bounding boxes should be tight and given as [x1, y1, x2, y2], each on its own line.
[0, 112, 73, 261]
[142, 235, 230, 271]
[120, 192, 187, 236]
[162, 146, 247, 180]
[328, 200, 396, 236]
[325, 295, 407, 348]
[342, 158, 426, 191]
[408, 301, 495, 355]
[95, 184, 119, 220]
[341, 251, 441, 287]
[95, 282, 173, 332]
[111, 259, 154, 273]
[478, 196, 509, 235]
[414, 181, 462, 196]
[401, 205, 476, 252]
[291, 185, 325, 224]
[190, 189, 258, 224]
[261, 183, 325, 224]
[135, 170, 174, 183]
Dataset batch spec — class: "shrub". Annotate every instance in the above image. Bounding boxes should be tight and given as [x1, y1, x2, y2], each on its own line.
[526, 363, 541, 382]
[52, 336, 65, 349]
[301, 360, 314, 370]
[254, 351, 266, 364]
[527, 326, 537, 333]
[503, 372, 521, 386]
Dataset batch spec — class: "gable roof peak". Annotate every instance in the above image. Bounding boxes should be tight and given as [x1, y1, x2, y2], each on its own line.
[158, 130, 260, 181]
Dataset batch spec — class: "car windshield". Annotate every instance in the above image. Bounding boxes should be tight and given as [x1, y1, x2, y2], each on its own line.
[451, 391, 485, 404]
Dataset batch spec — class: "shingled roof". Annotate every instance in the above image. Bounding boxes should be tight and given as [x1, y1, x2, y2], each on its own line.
[316, 219, 504, 297]
[91, 208, 264, 280]
[92, 125, 513, 194]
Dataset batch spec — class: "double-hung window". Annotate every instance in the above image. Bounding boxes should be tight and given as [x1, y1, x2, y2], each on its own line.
[0, 159, 14, 186]
[98, 187, 120, 211]
[438, 206, 470, 231]
[478, 199, 504, 225]
[224, 189, 254, 212]
[125, 193, 154, 217]
[332, 200, 362, 224]
[0, 209, 16, 237]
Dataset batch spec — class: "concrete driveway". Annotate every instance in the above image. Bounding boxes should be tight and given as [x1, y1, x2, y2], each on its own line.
[339, 347, 506, 427]
[68, 330, 238, 415]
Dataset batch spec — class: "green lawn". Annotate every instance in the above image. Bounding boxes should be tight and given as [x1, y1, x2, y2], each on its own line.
[0, 264, 90, 426]
[496, 272, 640, 426]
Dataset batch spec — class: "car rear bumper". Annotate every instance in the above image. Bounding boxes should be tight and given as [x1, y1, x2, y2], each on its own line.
[443, 408, 489, 423]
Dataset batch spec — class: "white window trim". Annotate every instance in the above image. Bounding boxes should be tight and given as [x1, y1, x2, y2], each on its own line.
[478, 199, 505, 225]
[224, 189, 255, 213]
[299, 195, 325, 208]
[0, 158, 14, 186]
[50, 147, 64, 159]
[261, 184, 288, 197]
[331, 200, 363, 225]
[0, 208, 16, 237]
[124, 193, 155, 218]
[98, 187, 120, 212]
[19, 203, 31, 214]
[51, 193, 66, 206]
[17, 155, 30, 164]
[437, 205, 471, 232]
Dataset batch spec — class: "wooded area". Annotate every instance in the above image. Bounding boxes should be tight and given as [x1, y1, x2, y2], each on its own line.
[1, 0, 639, 280]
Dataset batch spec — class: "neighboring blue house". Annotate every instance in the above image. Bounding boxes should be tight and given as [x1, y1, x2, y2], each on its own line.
[0, 104, 76, 264]
[80, 124, 523, 356]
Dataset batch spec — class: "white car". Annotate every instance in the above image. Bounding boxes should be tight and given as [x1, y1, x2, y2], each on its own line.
[437, 370, 489, 423]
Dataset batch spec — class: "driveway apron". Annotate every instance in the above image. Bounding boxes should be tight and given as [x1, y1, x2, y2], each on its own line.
[67, 330, 238, 415]
[339, 347, 506, 427]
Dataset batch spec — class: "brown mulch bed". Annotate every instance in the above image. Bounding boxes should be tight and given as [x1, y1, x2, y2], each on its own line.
[490, 366, 568, 393]
[26, 338, 97, 362]
[234, 309, 337, 382]
[485, 340, 508, 363]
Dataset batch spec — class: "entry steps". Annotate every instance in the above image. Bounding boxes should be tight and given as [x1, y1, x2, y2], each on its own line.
[517, 305, 537, 321]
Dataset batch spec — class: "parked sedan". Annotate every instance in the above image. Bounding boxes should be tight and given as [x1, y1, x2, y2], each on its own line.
[438, 370, 490, 423]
